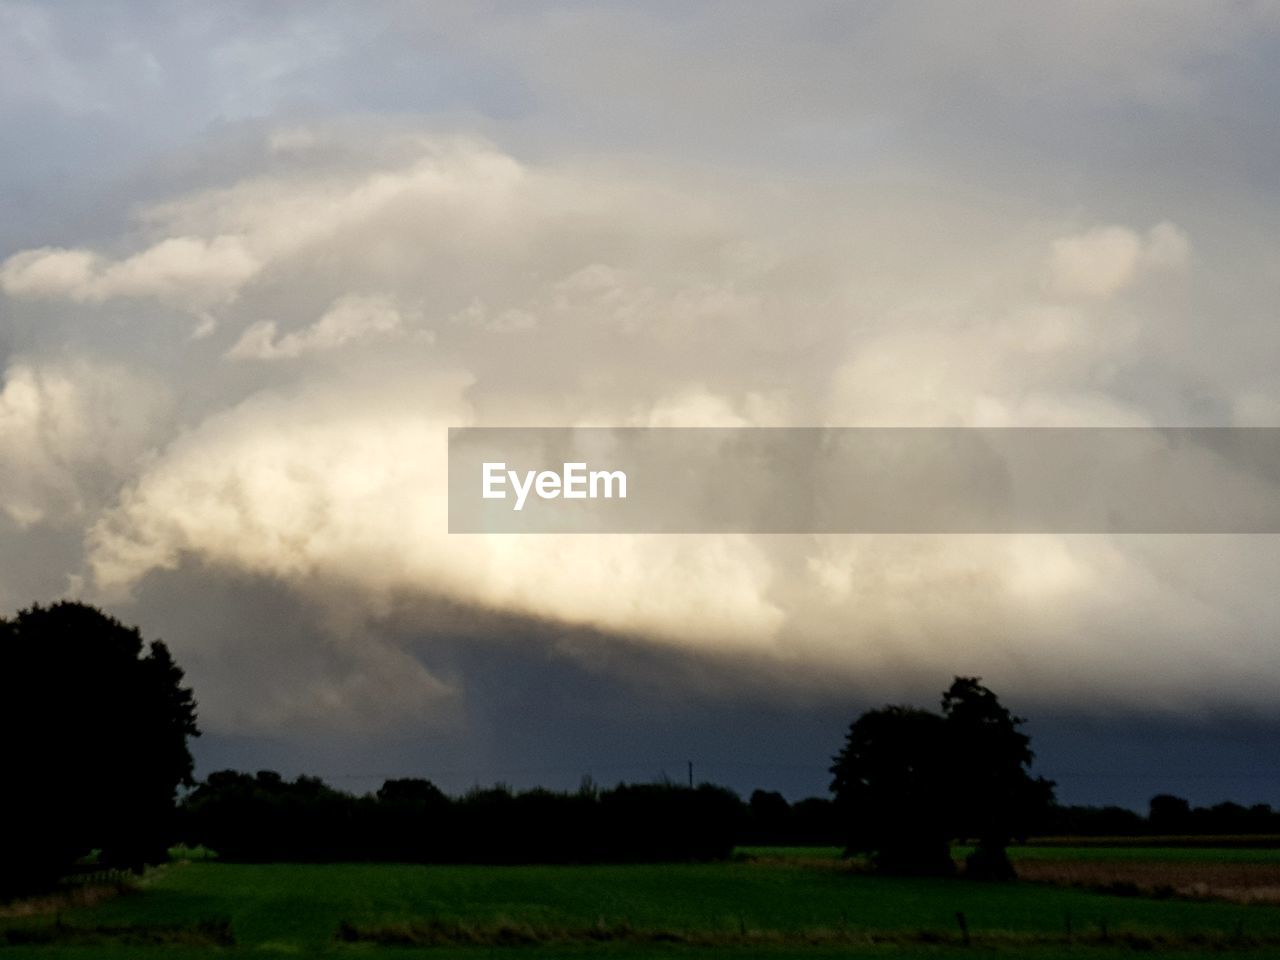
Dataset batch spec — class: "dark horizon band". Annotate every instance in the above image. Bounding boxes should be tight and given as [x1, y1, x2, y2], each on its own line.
[448, 427, 1280, 534]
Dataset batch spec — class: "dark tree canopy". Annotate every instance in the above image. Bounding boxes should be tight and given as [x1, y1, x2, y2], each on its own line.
[829, 705, 953, 874]
[940, 677, 1054, 877]
[1148, 793, 1193, 833]
[830, 677, 1054, 878]
[0, 602, 199, 898]
[746, 789, 791, 843]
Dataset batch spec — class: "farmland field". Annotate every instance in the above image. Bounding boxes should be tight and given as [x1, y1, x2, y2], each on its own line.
[3, 847, 1280, 958]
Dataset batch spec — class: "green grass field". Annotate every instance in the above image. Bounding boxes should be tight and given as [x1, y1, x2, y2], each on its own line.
[3, 848, 1280, 958]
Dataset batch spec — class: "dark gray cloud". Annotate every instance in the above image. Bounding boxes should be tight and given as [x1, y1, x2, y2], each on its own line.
[167, 569, 1280, 809]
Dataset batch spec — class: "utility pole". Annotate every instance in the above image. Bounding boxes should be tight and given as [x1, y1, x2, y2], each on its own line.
[687, 760, 693, 789]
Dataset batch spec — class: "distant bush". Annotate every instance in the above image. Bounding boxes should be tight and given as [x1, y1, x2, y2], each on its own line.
[179, 772, 745, 863]
[1040, 798, 1280, 839]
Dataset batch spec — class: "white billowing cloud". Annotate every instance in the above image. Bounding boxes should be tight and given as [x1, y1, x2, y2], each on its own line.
[1048, 227, 1143, 299]
[0, 118, 1273, 728]
[0, 136, 528, 312]
[0, 248, 99, 298]
[0, 130, 809, 730]
[1046, 222, 1190, 298]
[98, 359, 1240, 708]
[2, 0, 1280, 775]
[825, 218, 1193, 429]
[449, 298, 538, 333]
[828, 294, 1150, 429]
[88, 372, 785, 653]
[0, 359, 168, 527]
[0, 131, 756, 342]
[642, 387, 755, 428]
[0, 237, 259, 311]
[227, 294, 414, 360]
[636, 386, 789, 428]
[786, 531, 1280, 713]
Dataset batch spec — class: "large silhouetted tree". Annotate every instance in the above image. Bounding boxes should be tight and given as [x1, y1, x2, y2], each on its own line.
[830, 677, 1053, 878]
[829, 705, 954, 874]
[941, 677, 1054, 878]
[0, 602, 199, 899]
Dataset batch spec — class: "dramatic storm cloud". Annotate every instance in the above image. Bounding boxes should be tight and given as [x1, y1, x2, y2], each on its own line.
[4, 1, 1280, 803]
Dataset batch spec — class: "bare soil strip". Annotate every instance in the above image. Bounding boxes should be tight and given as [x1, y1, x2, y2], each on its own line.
[1016, 859, 1280, 904]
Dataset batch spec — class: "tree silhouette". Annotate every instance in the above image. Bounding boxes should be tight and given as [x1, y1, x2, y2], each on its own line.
[1148, 793, 1192, 834]
[0, 602, 199, 898]
[941, 677, 1054, 879]
[830, 677, 1053, 878]
[829, 705, 953, 874]
[747, 789, 791, 843]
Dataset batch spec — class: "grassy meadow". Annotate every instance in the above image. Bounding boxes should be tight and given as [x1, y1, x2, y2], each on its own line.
[4, 846, 1280, 958]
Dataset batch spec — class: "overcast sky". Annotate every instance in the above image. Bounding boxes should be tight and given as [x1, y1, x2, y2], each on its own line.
[3, 1, 1280, 807]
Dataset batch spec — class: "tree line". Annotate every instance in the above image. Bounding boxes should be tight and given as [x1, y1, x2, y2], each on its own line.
[3, 602, 1278, 900]
[179, 772, 744, 863]
[173, 769, 1278, 866]
[1047, 796, 1280, 838]
[174, 771, 1279, 866]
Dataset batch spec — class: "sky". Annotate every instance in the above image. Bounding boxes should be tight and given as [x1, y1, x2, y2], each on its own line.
[3, 1, 1280, 809]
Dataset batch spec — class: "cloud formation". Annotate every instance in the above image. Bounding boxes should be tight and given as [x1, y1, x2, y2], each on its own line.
[1, 237, 258, 309]
[1046, 222, 1190, 298]
[227, 295, 417, 360]
[2, 3, 1280, 762]
[0, 359, 168, 527]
